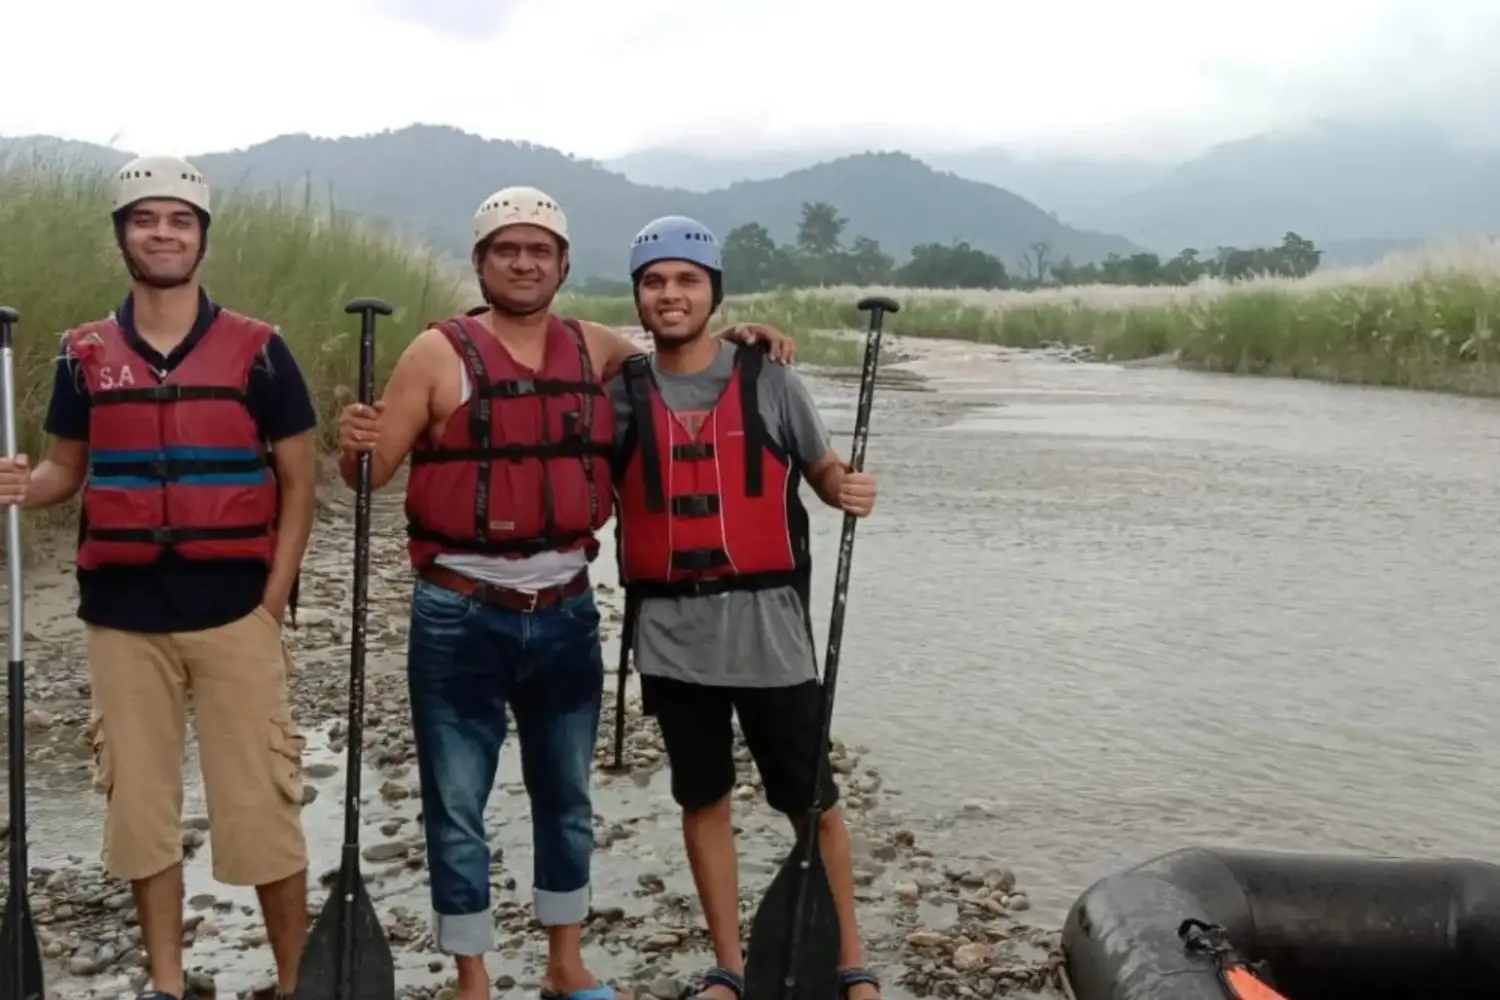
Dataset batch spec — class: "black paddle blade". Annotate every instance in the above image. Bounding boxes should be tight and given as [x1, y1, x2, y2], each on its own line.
[743, 828, 841, 1000]
[0, 889, 44, 1000]
[289, 868, 395, 1000]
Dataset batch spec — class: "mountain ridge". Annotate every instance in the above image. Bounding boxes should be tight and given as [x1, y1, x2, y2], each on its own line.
[0, 126, 1140, 280]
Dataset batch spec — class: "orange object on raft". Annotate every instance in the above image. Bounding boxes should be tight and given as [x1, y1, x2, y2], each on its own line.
[1061, 847, 1500, 1000]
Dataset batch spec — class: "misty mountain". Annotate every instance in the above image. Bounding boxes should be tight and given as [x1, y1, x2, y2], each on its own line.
[0, 127, 1139, 280]
[609, 121, 1500, 265]
[605, 145, 1173, 221]
[1073, 120, 1500, 255]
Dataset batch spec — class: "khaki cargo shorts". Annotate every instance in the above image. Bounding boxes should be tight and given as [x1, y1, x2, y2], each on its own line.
[85, 605, 309, 886]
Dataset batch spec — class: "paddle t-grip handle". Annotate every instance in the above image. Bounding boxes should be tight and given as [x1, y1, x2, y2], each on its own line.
[343, 298, 391, 407]
[856, 295, 899, 321]
[0, 307, 17, 351]
[344, 297, 394, 318]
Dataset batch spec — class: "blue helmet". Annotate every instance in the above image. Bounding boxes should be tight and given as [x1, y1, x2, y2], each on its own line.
[629, 215, 722, 279]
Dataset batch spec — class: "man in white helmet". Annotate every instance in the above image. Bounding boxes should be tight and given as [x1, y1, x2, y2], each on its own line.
[334, 186, 794, 1000]
[0, 156, 319, 1000]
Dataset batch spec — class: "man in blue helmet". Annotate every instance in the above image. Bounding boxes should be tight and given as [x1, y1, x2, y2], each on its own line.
[608, 216, 883, 1000]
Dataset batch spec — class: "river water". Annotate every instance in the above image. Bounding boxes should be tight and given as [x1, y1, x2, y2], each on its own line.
[799, 342, 1500, 925]
[11, 339, 1500, 952]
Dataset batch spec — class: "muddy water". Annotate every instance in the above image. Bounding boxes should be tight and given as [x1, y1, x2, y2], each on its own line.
[802, 343, 1500, 923]
[7, 337, 1500, 994]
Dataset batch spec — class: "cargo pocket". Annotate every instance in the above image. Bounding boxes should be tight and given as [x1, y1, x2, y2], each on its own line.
[86, 712, 114, 798]
[267, 715, 307, 806]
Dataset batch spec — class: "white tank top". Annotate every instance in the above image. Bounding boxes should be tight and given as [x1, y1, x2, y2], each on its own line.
[432, 361, 590, 591]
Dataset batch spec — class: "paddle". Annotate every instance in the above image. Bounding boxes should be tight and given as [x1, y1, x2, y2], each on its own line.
[0, 306, 42, 1000]
[606, 593, 638, 772]
[289, 298, 397, 1000]
[742, 295, 899, 1000]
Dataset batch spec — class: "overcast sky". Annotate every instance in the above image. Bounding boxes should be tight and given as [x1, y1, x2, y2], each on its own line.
[2, 0, 1495, 162]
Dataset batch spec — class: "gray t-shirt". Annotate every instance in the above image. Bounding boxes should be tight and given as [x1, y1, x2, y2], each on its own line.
[607, 341, 833, 688]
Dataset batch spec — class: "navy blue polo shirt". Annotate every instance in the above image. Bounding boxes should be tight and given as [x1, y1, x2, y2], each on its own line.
[44, 290, 318, 633]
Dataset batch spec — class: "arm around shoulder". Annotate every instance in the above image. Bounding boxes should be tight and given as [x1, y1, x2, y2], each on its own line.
[581, 321, 645, 382]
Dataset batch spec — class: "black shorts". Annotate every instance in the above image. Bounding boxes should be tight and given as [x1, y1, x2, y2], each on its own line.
[640, 675, 840, 815]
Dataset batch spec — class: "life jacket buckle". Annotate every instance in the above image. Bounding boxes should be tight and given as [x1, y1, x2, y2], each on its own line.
[495, 378, 536, 398]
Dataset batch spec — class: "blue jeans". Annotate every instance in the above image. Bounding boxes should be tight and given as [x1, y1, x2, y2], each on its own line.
[406, 577, 604, 956]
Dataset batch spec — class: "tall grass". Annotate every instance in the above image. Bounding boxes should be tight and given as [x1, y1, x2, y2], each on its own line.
[0, 161, 865, 464]
[564, 240, 1500, 395]
[0, 162, 469, 460]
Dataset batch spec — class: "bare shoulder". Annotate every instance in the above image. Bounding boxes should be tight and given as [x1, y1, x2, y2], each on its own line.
[407, 326, 452, 359]
[384, 327, 452, 385]
[573, 319, 619, 344]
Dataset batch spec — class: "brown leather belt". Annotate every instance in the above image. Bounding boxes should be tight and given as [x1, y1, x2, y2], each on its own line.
[417, 564, 590, 613]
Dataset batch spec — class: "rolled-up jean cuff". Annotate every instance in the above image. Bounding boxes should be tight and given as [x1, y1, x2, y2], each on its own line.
[433, 909, 493, 956]
[535, 884, 590, 926]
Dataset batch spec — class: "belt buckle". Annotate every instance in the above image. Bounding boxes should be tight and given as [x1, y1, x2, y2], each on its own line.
[520, 588, 541, 613]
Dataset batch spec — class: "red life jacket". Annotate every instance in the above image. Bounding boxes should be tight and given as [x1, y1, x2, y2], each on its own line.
[405, 313, 614, 566]
[614, 347, 809, 598]
[68, 310, 279, 570]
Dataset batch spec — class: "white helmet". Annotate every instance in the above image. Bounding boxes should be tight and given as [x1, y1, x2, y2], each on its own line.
[472, 186, 568, 247]
[113, 155, 211, 218]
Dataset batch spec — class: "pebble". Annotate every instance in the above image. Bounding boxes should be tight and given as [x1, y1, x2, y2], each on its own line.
[1, 480, 1063, 999]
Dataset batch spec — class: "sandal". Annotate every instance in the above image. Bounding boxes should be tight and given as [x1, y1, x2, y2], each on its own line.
[540, 986, 621, 1000]
[680, 967, 744, 999]
[839, 968, 882, 999]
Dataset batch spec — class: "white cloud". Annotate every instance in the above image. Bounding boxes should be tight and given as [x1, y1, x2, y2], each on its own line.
[1, 0, 1496, 161]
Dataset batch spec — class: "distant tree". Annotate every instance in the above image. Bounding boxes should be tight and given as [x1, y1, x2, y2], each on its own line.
[841, 236, 895, 285]
[635, 202, 1324, 295]
[795, 201, 847, 258]
[721, 222, 784, 294]
[1275, 231, 1321, 277]
[894, 241, 1008, 289]
[1015, 241, 1052, 286]
[1159, 248, 1204, 285]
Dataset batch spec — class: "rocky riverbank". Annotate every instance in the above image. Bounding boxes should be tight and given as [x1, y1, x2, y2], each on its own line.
[1, 461, 1064, 1000]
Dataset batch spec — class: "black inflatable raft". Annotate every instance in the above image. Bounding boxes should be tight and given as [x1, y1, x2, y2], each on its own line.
[1061, 847, 1500, 1000]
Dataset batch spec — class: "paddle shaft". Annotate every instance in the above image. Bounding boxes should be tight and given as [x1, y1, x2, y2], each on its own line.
[777, 299, 894, 997]
[338, 301, 382, 999]
[1, 306, 29, 1000]
[609, 594, 637, 769]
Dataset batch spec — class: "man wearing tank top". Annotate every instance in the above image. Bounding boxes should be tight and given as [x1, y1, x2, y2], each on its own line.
[608, 217, 882, 1000]
[335, 188, 794, 1000]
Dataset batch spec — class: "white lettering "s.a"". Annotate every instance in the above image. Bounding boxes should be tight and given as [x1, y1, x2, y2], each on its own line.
[95, 365, 137, 390]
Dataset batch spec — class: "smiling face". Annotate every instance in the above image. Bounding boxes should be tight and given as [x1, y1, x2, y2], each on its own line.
[120, 198, 204, 287]
[635, 259, 715, 344]
[474, 223, 566, 315]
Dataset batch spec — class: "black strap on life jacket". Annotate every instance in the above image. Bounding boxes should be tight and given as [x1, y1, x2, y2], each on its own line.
[86, 380, 275, 546]
[407, 317, 609, 553]
[623, 345, 766, 515]
[91, 383, 247, 405]
[84, 523, 271, 545]
[620, 346, 799, 599]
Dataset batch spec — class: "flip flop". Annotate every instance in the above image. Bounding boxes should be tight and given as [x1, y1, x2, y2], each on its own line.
[839, 968, 882, 998]
[680, 967, 744, 999]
